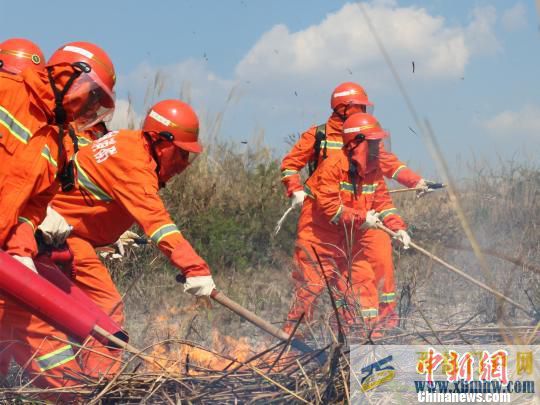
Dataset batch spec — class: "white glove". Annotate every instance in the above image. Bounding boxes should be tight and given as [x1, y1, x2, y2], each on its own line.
[291, 190, 306, 208]
[394, 230, 411, 249]
[115, 230, 141, 257]
[362, 209, 382, 229]
[38, 206, 73, 246]
[415, 179, 433, 198]
[183, 275, 216, 297]
[13, 255, 38, 274]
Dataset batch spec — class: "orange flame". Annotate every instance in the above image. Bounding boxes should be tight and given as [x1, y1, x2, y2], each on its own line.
[145, 305, 261, 373]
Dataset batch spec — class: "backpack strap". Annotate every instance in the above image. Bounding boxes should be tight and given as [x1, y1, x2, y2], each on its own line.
[308, 124, 327, 176]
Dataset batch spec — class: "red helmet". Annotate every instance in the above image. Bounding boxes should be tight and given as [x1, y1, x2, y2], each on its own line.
[143, 99, 202, 153]
[143, 100, 202, 185]
[0, 38, 44, 74]
[342, 113, 388, 146]
[47, 41, 116, 130]
[331, 82, 373, 113]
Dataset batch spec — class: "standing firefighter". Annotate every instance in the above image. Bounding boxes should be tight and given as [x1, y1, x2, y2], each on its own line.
[281, 82, 425, 328]
[5, 99, 216, 386]
[285, 113, 411, 335]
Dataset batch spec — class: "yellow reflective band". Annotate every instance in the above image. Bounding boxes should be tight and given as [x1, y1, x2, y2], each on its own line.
[76, 136, 92, 147]
[321, 140, 343, 150]
[18, 216, 35, 231]
[40, 145, 58, 168]
[340, 181, 355, 193]
[150, 224, 181, 244]
[391, 165, 406, 179]
[281, 169, 298, 179]
[0, 105, 32, 144]
[361, 308, 379, 318]
[379, 208, 398, 220]
[362, 183, 378, 194]
[330, 205, 343, 225]
[340, 182, 378, 194]
[36, 344, 76, 371]
[74, 155, 113, 202]
[381, 292, 396, 303]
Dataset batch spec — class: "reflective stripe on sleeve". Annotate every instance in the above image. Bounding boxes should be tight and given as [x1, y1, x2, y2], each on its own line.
[281, 169, 298, 179]
[150, 224, 181, 244]
[379, 208, 398, 220]
[391, 165, 406, 179]
[74, 155, 113, 202]
[0, 105, 32, 144]
[36, 344, 76, 371]
[18, 216, 35, 231]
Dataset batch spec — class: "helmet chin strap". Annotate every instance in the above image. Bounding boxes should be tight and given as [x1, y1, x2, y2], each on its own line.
[47, 62, 89, 192]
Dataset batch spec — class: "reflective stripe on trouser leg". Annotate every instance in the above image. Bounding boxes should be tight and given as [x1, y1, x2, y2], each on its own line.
[381, 292, 396, 303]
[35, 344, 76, 371]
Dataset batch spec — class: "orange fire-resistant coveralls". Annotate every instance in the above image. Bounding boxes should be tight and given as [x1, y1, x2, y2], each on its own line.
[0, 68, 72, 246]
[2, 130, 211, 389]
[285, 148, 407, 331]
[281, 114, 420, 323]
[0, 68, 82, 392]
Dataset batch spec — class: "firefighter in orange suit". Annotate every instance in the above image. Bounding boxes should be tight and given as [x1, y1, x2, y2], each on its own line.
[4, 100, 216, 387]
[0, 40, 116, 253]
[0, 40, 116, 393]
[284, 113, 411, 335]
[281, 82, 426, 327]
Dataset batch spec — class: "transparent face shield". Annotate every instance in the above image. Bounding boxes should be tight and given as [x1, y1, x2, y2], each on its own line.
[155, 143, 198, 185]
[63, 70, 115, 131]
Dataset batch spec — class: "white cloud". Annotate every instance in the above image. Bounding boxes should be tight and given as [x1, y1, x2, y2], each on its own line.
[482, 105, 540, 136]
[117, 58, 235, 111]
[501, 3, 527, 32]
[465, 6, 502, 55]
[235, 1, 500, 87]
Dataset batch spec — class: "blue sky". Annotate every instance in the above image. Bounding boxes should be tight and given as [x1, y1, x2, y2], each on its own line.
[2, 0, 539, 176]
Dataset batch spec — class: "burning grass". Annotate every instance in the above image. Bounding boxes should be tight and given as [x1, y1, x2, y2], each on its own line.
[1, 323, 537, 404]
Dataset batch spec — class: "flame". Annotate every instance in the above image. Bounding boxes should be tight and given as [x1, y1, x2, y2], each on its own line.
[145, 305, 261, 373]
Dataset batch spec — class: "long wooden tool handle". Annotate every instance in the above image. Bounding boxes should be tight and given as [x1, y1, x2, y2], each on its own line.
[378, 224, 534, 317]
[211, 290, 290, 341]
[389, 187, 423, 194]
[92, 325, 156, 364]
[389, 183, 445, 194]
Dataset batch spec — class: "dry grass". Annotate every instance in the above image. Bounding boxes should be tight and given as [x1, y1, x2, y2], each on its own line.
[1, 78, 539, 402]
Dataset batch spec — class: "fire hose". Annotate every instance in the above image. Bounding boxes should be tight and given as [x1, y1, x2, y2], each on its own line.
[0, 251, 157, 364]
[376, 223, 539, 321]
